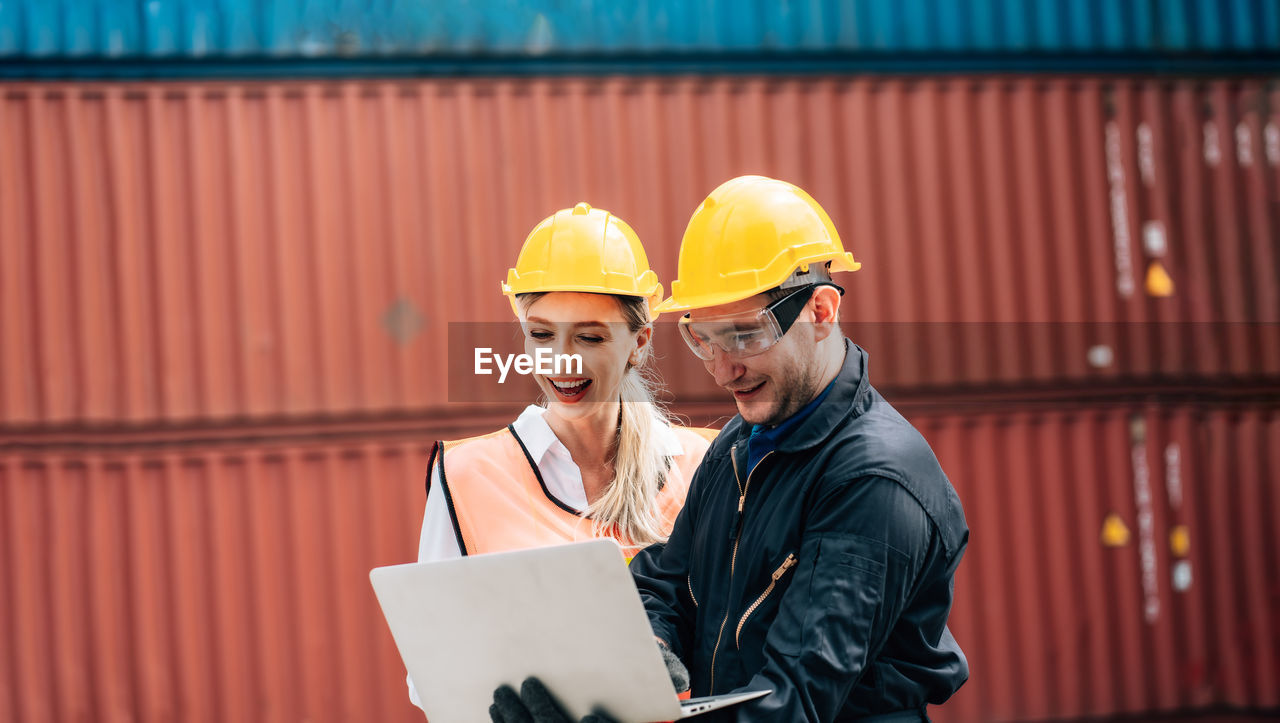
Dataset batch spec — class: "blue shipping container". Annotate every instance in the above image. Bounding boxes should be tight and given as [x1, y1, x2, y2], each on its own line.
[1, 0, 1277, 59]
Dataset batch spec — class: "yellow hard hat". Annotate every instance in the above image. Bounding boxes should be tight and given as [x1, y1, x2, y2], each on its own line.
[657, 176, 861, 313]
[502, 202, 664, 316]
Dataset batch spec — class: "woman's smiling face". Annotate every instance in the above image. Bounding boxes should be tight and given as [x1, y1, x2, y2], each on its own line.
[518, 292, 651, 416]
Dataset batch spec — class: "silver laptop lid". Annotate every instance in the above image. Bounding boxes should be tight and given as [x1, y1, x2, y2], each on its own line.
[371, 539, 682, 723]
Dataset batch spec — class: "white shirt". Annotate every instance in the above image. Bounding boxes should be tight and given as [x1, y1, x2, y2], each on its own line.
[408, 404, 685, 711]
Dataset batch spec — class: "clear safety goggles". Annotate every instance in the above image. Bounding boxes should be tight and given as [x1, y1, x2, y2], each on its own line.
[678, 284, 832, 361]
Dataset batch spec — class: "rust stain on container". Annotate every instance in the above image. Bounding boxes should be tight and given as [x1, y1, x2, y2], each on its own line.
[1, 78, 1278, 429]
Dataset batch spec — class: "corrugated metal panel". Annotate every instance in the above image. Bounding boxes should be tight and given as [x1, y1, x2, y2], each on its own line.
[2, 0, 1279, 59]
[4, 399, 1276, 722]
[2, 77, 1278, 429]
[917, 399, 1280, 722]
[1, 434, 434, 722]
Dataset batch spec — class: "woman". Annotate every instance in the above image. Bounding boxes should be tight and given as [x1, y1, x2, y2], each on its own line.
[409, 202, 714, 710]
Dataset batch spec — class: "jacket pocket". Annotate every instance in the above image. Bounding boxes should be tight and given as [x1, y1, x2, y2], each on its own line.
[801, 534, 889, 666]
[837, 552, 886, 577]
[735, 552, 797, 648]
[687, 573, 698, 608]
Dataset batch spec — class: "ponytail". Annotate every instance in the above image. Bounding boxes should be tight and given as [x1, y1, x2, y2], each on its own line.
[587, 362, 670, 544]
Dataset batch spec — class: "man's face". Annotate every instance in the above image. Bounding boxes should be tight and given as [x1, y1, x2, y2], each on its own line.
[687, 293, 823, 427]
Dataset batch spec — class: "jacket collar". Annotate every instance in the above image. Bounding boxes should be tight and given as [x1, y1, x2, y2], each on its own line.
[732, 338, 870, 454]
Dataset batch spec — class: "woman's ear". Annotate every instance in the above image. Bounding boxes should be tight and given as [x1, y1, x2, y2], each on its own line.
[631, 324, 655, 366]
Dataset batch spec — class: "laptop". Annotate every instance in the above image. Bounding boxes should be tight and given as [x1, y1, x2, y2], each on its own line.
[370, 539, 768, 722]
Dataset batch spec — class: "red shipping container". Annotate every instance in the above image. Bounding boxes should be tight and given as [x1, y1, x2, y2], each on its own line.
[921, 398, 1280, 722]
[1, 433, 433, 722]
[3, 396, 1277, 722]
[2, 78, 1278, 429]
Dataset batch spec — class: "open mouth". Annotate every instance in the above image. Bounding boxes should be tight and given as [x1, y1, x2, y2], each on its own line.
[548, 378, 592, 402]
[731, 381, 766, 400]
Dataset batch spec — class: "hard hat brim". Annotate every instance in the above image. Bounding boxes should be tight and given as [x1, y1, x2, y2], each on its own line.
[659, 255, 860, 314]
[503, 282, 665, 318]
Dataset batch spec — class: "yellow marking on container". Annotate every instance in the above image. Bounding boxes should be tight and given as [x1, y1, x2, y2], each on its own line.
[1146, 260, 1174, 297]
[1170, 525, 1190, 557]
[1102, 514, 1132, 547]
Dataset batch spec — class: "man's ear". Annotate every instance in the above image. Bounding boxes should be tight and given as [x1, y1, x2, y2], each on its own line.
[810, 286, 841, 341]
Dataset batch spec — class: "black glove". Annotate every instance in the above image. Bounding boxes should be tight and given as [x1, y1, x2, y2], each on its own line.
[657, 641, 691, 694]
[489, 677, 619, 723]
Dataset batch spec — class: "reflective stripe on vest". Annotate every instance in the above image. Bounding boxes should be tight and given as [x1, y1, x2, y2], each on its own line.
[434, 423, 714, 557]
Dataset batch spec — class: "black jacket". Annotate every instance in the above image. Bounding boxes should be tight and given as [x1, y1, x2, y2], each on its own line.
[630, 341, 969, 721]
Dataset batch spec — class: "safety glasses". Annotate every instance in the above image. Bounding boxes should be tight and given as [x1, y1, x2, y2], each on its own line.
[677, 285, 817, 361]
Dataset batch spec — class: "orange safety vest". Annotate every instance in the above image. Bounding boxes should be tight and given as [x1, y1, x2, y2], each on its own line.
[427, 423, 717, 558]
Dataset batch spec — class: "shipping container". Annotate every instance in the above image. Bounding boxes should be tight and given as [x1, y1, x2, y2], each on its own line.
[0, 428, 450, 723]
[3, 397, 1276, 722]
[2, 77, 1277, 429]
[922, 398, 1280, 722]
[2, 0, 1278, 60]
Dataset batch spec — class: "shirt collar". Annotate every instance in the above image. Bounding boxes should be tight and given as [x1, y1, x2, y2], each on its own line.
[744, 375, 836, 472]
[774, 339, 871, 453]
[512, 404, 561, 463]
[512, 404, 685, 463]
[750, 374, 836, 442]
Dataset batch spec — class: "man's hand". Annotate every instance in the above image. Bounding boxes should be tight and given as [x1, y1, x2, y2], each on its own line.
[489, 678, 618, 723]
[656, 640, 690, 694]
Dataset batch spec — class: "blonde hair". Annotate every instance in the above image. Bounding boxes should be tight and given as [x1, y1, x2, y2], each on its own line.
[517, 292, 672, 545]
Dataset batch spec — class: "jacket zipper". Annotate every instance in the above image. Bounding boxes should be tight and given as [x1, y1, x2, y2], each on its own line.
[735, 553, 797, 648]
[687, 574, 698, 607]
[709, 444, 771, 694]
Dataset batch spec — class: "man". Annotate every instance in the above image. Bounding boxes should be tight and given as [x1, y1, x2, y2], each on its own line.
[628, 175, 969, 722]
[489, 176, 967, 723]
